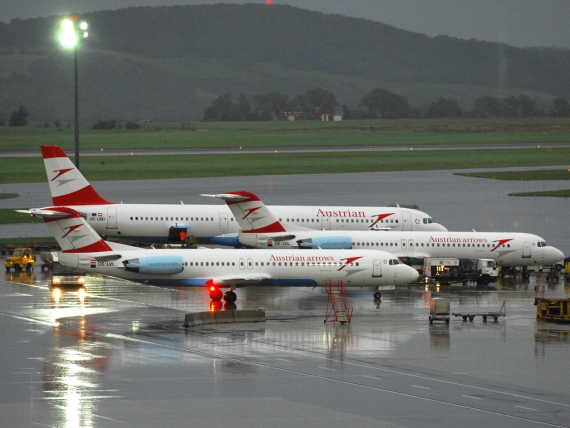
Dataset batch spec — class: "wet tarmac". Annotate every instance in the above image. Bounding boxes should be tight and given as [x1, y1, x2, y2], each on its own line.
[1, 168, 570, 427]
[1, 264, 570, 428]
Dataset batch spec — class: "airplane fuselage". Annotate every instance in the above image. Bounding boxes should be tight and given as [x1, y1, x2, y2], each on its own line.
[237, 230, 564, 268]
[67, 203, 446, 246]
[58, 248, 419, 288]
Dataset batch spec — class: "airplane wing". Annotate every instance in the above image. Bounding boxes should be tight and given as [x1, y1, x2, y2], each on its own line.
[212, 274, 271, 287]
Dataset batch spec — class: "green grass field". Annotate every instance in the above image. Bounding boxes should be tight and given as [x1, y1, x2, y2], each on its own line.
[1, 147, 569, 184]
[454, 169, 570, 197]
[509, 189, 570, 197]
[455, 169, 570, 180]
[2, 118, 570, 227]
[1, 117, 570, 153]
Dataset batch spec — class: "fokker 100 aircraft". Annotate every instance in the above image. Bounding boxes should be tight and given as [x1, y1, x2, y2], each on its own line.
[29, 146, 446, 247]
[203, 191, 564, 270]
[31, 207, 419, 302]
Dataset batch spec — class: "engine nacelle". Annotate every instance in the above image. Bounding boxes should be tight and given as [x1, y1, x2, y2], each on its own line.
[297, 236, 353, 249]
[123, 255, 184, 275]
[239, 233, 297, 248]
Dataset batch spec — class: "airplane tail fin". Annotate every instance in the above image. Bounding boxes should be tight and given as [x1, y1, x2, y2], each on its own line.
[31, 207, 114, 253]
[200, 191, 287, 233]
[41, 145, 112, 206]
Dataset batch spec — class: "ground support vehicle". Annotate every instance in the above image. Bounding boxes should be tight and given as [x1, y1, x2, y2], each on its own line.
[429, 298, 450, 324]
[4, 248, 35, 271]
[535, 286, 570, 321]
[535, 298, 570, 322]
[452, 300, 506, 322]
[39, 251, 59, 271]
[423, 258, 498, 285]
[50, 262, 86, 287]
[566, 258, 570, 281]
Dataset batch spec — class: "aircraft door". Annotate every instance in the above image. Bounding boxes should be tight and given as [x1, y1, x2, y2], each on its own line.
[219, 213, 228, 231]
[523, 242, 531, 258]
[107, 208, 117, 229]
[373, 259, 383, 277]
[247, 258, 253, 270]
[239, 258, 245, 270]
[321, 216, 331, 230]
[402, 211, 412, 231]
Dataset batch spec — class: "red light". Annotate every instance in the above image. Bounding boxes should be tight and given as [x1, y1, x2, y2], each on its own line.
[71, 15, 79, 20]
[209, 285, 216, 292]
[267, 0, 272, 4]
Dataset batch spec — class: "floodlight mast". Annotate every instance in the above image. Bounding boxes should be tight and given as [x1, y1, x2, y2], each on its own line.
[59, 16, 88, 170]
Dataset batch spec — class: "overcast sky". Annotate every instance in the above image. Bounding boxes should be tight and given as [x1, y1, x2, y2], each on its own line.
[3, 0, 570, 49]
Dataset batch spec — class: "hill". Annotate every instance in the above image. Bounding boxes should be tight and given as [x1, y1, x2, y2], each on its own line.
[0, 3, 569, 121]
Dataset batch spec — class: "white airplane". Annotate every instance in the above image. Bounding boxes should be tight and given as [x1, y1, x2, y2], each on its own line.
[30, 146, 446, 247]
[30, 206, 419, 302]
[203, 191, 565, 271]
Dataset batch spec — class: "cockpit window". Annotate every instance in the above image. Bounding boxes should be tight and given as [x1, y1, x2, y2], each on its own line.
[389, 259, 402, 265]
[422, 218, 434, 224]
[537, 241, 548, 247]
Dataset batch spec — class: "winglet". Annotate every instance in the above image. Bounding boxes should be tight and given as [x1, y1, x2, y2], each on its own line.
[35, 206, 113, 253]
[41, 145, 112, 206]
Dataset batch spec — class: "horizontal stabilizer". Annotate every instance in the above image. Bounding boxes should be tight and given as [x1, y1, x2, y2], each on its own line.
[200, 193, 252, 202]
[26, 208, 75, 218]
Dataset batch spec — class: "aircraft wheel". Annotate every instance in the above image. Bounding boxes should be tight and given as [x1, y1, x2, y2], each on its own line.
[373, 291, 382, 300]
[209, 289, 223, 302]
[224, 291, 237, 303]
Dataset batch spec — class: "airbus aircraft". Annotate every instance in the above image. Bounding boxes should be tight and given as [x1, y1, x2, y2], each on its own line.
[31, 206, 419, 302]
[203, 191, 565, 268]
[30, 146, 446, 246]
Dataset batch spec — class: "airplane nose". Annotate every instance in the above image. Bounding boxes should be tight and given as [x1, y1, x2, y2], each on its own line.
[405, 265, 419, 283]
[435, 223, 448, 232]
[546, 247, 565, 264]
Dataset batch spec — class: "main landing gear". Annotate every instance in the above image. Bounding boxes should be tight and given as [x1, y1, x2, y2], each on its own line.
[209, 286, 237, 303]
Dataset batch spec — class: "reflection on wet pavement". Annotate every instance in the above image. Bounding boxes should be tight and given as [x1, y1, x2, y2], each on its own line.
[1, 266, 570, 428]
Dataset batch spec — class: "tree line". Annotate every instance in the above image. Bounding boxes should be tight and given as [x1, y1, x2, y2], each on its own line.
[204, 87, 570, 121]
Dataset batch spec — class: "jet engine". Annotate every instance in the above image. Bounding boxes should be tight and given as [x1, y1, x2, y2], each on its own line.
[123, 255, 184, 274]
[296, 236, 353, 249]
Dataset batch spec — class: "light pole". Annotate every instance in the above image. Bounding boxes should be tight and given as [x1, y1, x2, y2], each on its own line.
[59, 17, 88, 170]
